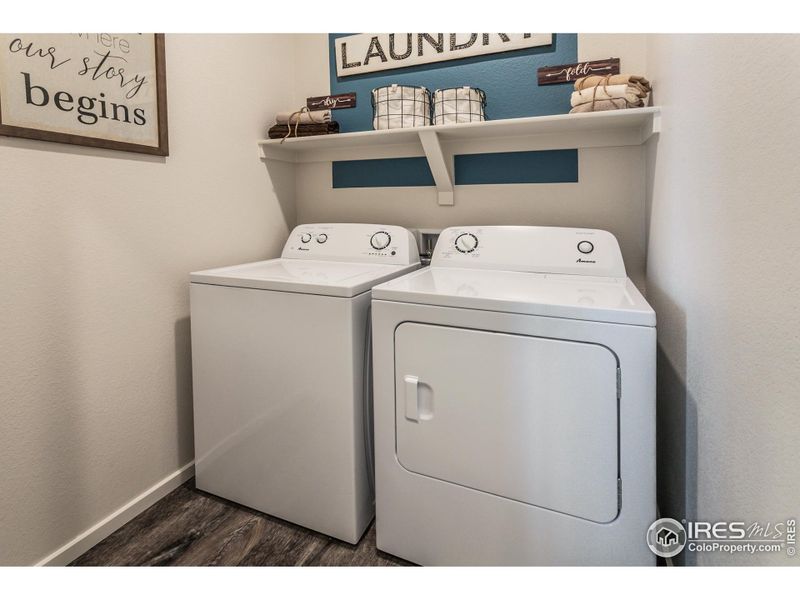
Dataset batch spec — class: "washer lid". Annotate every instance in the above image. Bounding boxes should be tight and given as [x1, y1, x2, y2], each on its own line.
[372, 267, 656, 326]
[191, 258, 417, 297]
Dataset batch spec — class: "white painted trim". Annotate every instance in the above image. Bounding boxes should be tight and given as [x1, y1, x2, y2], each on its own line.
[35, 461, 195, 566]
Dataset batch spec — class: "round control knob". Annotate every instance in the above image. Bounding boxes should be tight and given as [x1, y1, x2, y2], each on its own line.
[316, 233, 328, 244]
[300, 233, 312, 244]
[577, 240, 594, 254]
[455, 233, 479, 254]
[370, 231, 391, 250]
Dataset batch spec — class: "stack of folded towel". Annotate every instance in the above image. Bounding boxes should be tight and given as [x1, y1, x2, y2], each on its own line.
[267, 109, 340, 139]
[569, 74, 651, 114]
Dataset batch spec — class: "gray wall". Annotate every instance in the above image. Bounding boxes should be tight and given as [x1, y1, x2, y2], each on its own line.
[0, 34, 297, 565]
[645, 34, 800, 565]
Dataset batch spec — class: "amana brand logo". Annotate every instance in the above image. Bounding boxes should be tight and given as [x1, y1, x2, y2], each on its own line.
[576, 258, 596, 264]
[646, 518, 687, 558]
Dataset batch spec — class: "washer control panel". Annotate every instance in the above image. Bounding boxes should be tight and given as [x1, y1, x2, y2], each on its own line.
[370, 230, 392, 250]
[432, 226, 626, 278]
[283, 223, 420, 265]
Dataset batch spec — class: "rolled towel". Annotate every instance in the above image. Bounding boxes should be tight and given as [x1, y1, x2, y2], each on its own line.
[268, 122, 340, 139]
[569, 98, 642, 114]
[574, 74, 651, 95]
[570, 84, 646, 108]
[275, 110, 331, 125]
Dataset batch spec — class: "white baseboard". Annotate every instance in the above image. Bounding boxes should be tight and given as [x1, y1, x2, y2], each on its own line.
[36, 461, 195, 566]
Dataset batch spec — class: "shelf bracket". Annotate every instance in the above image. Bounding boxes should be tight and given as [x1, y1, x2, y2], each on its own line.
[641, 110, 662, 143]
[418, 130, 454, 206]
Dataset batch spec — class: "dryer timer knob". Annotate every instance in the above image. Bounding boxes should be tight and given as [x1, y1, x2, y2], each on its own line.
[455, 233, 478, 253]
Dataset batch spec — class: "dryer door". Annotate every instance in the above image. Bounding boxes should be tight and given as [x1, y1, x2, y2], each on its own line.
[394, 322, 619, 523]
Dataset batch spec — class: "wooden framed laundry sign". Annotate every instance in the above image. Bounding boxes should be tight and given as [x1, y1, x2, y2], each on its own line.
[0, 34, 169, 156]
[335, 33, 553, 77]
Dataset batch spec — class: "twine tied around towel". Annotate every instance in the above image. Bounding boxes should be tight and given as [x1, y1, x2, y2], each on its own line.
[585, 74, 633, 112]
[280, 107, 329, 143]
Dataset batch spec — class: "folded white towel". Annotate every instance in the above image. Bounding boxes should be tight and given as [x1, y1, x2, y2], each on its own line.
[275, 110, 331, 125]
[570, 84, 646, 108]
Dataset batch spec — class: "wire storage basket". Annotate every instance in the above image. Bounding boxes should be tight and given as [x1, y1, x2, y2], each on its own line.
[432, 86, 486, 125]
[372, 84, 431, 130]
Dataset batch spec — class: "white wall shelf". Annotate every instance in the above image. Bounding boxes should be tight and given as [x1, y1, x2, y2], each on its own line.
[258, 107, 661, 206]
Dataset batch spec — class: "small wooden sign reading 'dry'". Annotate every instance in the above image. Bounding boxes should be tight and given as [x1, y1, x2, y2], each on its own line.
[537, 58, 620, 85]
[306, 92, 356, 111]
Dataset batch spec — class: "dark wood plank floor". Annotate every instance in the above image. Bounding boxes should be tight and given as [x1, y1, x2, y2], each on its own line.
[70, 479, 412, 566]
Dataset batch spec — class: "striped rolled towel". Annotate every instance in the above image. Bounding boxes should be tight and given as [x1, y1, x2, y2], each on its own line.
[574, 74, 651, 96]
[570, 84, 647, 108]
[569, 98, 643, 114]
[275, 110, 331, 125]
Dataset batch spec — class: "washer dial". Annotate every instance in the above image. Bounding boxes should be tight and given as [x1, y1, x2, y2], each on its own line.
[455, 233, 479, 253]
[300, 233, 312, 244]
[370, 231, 391, 250]
[316, 233, 328, 244]
[577, 240, 594, 254]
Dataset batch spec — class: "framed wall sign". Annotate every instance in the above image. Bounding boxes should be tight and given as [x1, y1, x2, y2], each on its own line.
[335, 33, 553, 77]
[0, 33, 169, 156]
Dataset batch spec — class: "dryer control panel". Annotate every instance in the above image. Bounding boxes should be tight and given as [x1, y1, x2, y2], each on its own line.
[432, 226, 627, 278]
[282, 223, 420, 266]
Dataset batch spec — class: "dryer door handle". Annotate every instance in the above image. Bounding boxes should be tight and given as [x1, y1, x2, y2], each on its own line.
[404, 375, 420, 422]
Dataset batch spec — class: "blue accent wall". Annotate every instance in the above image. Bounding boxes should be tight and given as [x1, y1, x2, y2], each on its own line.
[456, 149, 578, 185]
[333, 157, 435, 188]
[328, 33, 578, 188]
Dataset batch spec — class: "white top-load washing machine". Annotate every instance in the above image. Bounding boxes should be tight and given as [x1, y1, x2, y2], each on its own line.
[371, 226, 656, 565]
[190, 223, 419, 544]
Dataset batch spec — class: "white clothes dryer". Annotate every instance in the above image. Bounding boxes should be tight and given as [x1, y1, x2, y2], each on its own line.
[371, 226, 656, 565]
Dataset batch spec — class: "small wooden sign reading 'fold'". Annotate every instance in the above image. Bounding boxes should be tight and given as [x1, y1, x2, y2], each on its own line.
[537, 58, 620, 85]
